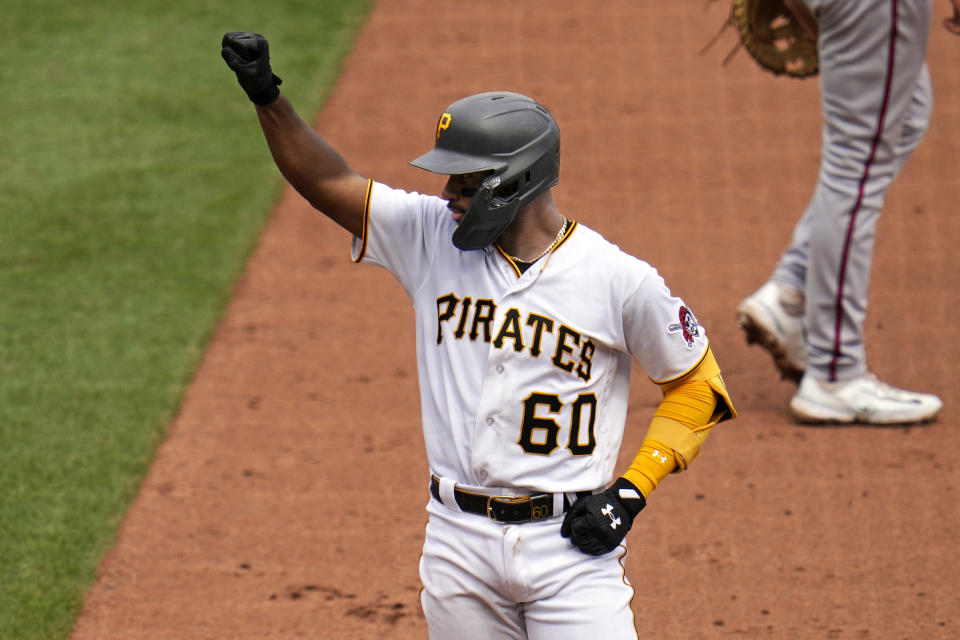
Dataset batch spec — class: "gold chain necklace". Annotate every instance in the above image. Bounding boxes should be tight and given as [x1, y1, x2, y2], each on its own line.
[499, 216, 567, 264]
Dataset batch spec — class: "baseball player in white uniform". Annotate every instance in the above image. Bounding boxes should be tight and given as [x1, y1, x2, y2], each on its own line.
[738, 0, 943, 424]
[222, 32, 736, 639]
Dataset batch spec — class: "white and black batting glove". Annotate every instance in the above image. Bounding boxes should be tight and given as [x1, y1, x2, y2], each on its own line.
[560, 477, 646, 556]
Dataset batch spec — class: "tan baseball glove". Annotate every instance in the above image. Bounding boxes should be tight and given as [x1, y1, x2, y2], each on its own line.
[732, 0, 818, 77]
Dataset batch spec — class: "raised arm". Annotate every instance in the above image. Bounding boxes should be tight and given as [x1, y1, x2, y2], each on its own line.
[221, 32, 369, 237]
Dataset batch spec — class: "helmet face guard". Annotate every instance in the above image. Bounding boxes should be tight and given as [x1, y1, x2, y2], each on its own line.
[410, 92, 561, 251]
[451, 174, 518, 251]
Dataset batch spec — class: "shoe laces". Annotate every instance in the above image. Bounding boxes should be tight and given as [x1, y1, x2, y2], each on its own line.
[852, 373, 918, 400]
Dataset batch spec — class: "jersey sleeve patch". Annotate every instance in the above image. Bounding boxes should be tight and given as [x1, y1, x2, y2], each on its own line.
[666, 306, 701, 349]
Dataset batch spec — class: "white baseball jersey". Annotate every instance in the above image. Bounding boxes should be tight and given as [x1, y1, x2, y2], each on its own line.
[352, 181, 708, 494]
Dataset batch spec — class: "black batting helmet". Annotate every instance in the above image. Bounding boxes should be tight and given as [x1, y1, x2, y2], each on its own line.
[410, 92, 561, 251]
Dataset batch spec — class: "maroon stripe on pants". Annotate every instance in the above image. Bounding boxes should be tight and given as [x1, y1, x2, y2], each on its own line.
[830, 0, 900, 381]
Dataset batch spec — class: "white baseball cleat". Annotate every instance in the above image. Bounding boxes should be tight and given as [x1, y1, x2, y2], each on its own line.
[790, 373, 943, 425]
[736, 281, 805, 383]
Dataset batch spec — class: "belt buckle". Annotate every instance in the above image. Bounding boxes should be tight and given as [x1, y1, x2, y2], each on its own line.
[486, 495, 530, 523]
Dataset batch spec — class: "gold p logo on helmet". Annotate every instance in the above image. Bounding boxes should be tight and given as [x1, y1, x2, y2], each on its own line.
[436, 112, 452, 139]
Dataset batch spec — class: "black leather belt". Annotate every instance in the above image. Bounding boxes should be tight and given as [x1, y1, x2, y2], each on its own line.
[429, 476, 590, 523]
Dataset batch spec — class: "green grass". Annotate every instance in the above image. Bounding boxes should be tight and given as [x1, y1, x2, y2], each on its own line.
[0, 1, 373, 637]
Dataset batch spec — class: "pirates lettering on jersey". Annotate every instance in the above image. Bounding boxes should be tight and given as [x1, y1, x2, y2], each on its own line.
[436, 293, 595, 382]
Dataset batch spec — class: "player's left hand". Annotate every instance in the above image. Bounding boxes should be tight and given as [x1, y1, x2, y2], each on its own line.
[561, 478, 646, 555]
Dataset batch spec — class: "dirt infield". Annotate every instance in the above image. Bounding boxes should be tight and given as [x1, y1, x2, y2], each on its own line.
[71, 2, 960, 638]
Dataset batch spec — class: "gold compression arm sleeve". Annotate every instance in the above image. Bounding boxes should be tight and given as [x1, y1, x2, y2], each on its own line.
[623, 347, 736, 498]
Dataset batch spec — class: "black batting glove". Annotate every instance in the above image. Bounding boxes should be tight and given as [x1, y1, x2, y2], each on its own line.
[560, 477, 646, 556]
[221, 32, 283, 105]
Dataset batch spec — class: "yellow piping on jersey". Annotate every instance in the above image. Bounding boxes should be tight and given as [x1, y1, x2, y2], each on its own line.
[542, 219, 577, 268]
[494, 244, 524, 277]
[495, 219, 579, 278]
[351, 178, 375, 263]
[552, 219, 577, 251]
